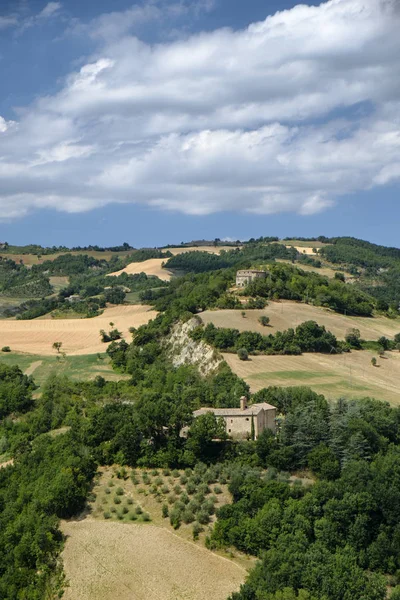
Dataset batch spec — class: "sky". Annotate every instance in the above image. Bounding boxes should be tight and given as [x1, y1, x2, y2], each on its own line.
[0, 0, 399, 248]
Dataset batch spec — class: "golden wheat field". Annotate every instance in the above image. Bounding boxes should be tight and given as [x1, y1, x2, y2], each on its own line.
[0, 305, 157, 355]
[107, 258, 174, 280]
[61, 519, 245, 600]
[201, 301, 400, 341]
[223, 349, 400, 405]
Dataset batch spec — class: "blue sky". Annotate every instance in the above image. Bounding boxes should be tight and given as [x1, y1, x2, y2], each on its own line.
[0, 0, 399, 248]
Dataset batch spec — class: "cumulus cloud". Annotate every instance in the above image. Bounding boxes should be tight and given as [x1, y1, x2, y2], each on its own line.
[0, 0, 400, 220]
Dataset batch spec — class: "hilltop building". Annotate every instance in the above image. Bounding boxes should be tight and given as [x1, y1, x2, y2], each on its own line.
[193, 396, 276, 440]
[236, 269, 266, 287]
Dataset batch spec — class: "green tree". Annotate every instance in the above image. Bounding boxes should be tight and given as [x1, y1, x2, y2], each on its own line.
[237, 347, 249, 361]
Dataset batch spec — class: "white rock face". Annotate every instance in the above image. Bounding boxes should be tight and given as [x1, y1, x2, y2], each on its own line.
[166, 318, 222, 375]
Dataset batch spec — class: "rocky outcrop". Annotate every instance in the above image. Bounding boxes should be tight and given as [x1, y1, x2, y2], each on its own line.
[165, 317, 222, 375]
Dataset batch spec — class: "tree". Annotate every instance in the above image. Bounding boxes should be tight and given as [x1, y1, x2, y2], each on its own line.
[241, 311, 246, 318]
[371, 357, 377, 367]
[237, 347, 249, 361]
[345, 328, 361, 349]
[259, 316, 270, 327]
[52, 341, 62, 353]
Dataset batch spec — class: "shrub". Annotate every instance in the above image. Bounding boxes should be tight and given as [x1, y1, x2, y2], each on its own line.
[115, 487, 124, 496]
[108, 480, 114, 487]
[183, 509, 195, 524]
[114, 496, 121, 504]
[122, 506, 129, 515]
[173, 484, 182, 495]
[162, 504, 169, 518]
[170, 508, 182, 530]
[1, 346, 11, 353]
[192, 522, 203, 540]
[181, 492, 190, 505]
[135, 506, 143, 515]
[237, 347, 249, 361]
[110, 506, 116, 513]
[258, 316, 270, 327]
[130, 471, 139, 485]
[142, 473, 150, 484]
[184, 468, 192, 477]
[161, 485, 169, 494]
[198, 483, 210, 495]
[179, 475, 188, 485]
[197, 509, 210, 525]
[117, 512, 124, 520]
[155, 477, 163, 486]
[127, 497, 134, 505]
[172, 469, 180, 478]
[117, 467, 127, 479]
[103, 511, 111, 519]
[151, 469, 159, 476]
[162, 468, 171, 476]
[167, 494, 177, 505]
[186, 480, 196, 495]
[130, 512, 137, 521]
[214, 486, 222, 494]
[142, 513, 151, 522]
[105, 487, 111, 495]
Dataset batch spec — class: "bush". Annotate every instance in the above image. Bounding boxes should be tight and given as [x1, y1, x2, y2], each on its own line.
[168, 494, 177, 505]
[127, 497, 134, 505]
[214, 485, 222, 494]
[116, 487, 124, 496]
[237, 347, 249, 361]
[103, 511, 111, 519]
[130, 471, 139, 485]
[179, 475, 188, 485]
[130, 512, 138, 521]
[161, 485, 170, 494]
[135, 506, 143, 515]
[192, 522, 203, 541]
[122, 506, 129, 514]
[186, 480, 196, 495]
[162, 468, 171, 476]
[105, 487, 111, 495]
[197, 509, 210, 525]
[1, 346, 11, 352]
[110, 506, 116, 513]
[172, 469, 180, 478]
[151, 469, 159, 476]
[162, 504, 169, 518]
[170, 508, 182, 529]
[142, 513, 151, 522]
[114, 496, 121, 504]
[155, 477, 163, 486]
[183, 509, 195, 524]
[173, 484, 182, 495]
[108, 480, 114, 487]
[258, 316, 270, 327]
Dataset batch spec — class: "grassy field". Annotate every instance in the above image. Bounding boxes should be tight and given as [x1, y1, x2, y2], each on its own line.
[275, 259, 343, 279]
[0, 250, 133, 267]
[61, 465, 247, 600]
[0, 352, 128, 388]
[201, 301, 400, 341]
[0, 304, 157, 355]
[279, 240, 330, 249]
[223, 349, 400, 405]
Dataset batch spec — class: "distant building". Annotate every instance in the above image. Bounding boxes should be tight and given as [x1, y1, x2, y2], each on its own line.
[193, 396, 276, 440]
[236, 269, 267, 288]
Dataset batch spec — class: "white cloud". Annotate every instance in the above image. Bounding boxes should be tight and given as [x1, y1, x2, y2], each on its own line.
[38, 2, 62, 19]
[0, 15, 17, 29]
[0, 0, 400, 221]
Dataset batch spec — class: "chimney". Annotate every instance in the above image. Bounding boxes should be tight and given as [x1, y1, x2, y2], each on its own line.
[240, 396, 247, 411]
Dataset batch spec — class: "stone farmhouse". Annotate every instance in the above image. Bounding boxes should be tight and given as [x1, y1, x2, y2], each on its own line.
[193, 396, 277, 440]
[236, 269, 267, 288]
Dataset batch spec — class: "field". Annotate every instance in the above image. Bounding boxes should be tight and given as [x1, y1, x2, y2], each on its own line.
[223, 349, 400, 405]
[166, 245, 241, 255]
[201, 301, 400, 341]
[108, 258, 173, 280]
[0, 352, 128, 388]
[61, 465, 247, 600]
[275, 259, 342, 279]
[0, 305, 157, 355]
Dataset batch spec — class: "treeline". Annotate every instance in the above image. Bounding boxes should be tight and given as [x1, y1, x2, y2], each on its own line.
[209, 387, 400, 600]
[191, 320, 342, 355]
[165, 244, 297, 273]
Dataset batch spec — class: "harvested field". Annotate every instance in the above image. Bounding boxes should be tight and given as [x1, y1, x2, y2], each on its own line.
[107, 258, 173, 280]
[201, 301, 400, 341]
[0, 305, 157, 355]
[223, 349, 400, 405]
[0, 250, 133, 267]
[61, 519, 245, 600]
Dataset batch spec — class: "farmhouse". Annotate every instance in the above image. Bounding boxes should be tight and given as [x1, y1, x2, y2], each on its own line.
[236, 269, 266, 287]
[193, 396, 277, 440]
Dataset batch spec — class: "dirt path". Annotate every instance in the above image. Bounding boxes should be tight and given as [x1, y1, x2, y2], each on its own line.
[61, 519, 245, 600]
[24, 360, 43, 376]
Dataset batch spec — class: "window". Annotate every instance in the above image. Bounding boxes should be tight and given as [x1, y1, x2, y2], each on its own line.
[228, 429, 231, 433]
[231, 419, 233, 423]
[246, 417, 249, 421]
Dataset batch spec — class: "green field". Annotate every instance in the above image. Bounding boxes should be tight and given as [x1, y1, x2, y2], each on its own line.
[0, 352, 128, 389]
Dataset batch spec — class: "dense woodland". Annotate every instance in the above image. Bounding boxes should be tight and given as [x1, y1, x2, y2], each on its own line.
[3, 236, 400, 599]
